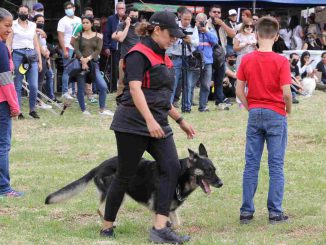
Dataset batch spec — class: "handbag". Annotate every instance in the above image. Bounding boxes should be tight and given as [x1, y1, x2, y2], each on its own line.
[64, 58, 82, 78]
[188, 51, 204, 72]
[212, 44, 226, 70]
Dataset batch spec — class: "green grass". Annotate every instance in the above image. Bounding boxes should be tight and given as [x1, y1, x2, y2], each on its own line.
[1, 90, 326, 245]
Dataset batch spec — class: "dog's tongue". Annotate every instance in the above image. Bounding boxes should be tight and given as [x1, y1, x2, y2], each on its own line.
[201, 179, 211, 195]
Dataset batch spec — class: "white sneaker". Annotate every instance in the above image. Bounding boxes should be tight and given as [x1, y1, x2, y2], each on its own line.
[62, 93, 75, 105]
[99, 110, 114, 116]
[82, 110, 91, 116]
[36, 102, 52, 109]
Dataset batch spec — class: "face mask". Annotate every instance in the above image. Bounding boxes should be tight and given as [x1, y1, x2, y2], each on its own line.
[244, 28, 252, 34]
[35, 11, 44, 16]
[228, 60, 236, 66]
[94, 25, 101, 32]
[130, 17, 138, 24]
[36, 23, 44, 29]
[65, 9, 74, 17]
[291, 59, 298, 66]
[18, 13, 29, 21]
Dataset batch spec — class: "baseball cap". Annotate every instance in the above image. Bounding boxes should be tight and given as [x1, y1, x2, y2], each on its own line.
[149, 11, 185, 38]
[33, 3, 44, 11]
[228, 9, 237, 16]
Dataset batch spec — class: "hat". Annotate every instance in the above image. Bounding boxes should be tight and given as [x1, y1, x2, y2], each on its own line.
[149, 11, 185, 38]
[226, 51, 237, 58]
[33, 3, 44, 11]
[18, 56, 31, 75]
[228, 9, 237, 16]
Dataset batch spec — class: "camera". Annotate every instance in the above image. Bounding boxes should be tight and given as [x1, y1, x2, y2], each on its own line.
[182, 29, 193, 36]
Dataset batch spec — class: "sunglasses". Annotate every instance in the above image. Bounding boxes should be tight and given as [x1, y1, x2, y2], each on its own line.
[245, 25, 254, 28]
[212, 11, 221, 14]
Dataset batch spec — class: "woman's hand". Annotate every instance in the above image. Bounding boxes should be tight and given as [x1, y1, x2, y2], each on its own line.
[10, 109, 20, 118]
[82, 62, 89, 70]
[179, 120, 195, 139]
[146, 119, 165, 139]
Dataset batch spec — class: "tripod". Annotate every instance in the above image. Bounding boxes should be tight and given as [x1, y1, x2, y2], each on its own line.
[180, 41, 189, 112]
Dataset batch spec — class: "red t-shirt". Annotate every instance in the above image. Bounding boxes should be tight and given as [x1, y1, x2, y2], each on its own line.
[237, 51, 291, 116]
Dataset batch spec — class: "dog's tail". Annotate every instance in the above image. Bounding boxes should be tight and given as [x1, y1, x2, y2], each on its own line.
[45, 168, 96, 204]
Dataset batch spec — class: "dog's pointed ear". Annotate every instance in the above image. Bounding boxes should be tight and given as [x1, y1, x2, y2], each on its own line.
[188, 149, 195, 160]
[199, 143, 208, 157]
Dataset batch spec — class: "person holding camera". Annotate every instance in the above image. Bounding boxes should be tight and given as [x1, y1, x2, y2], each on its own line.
[112, 7, 140, 97]
[195, 13, 218, 112]
[208, 5, 236, 110]
[167, 8, 199, 113]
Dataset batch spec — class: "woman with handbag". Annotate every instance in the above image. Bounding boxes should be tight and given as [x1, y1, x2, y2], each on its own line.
[6, 5, 42, 119]
[74, 15, 113, 116]
[0, 8, 23, 197]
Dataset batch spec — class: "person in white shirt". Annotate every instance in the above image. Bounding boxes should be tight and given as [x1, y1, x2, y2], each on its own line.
[57, 1, 81, 101]
[167, 8, 199, 113]
[6, 5, 42, 119]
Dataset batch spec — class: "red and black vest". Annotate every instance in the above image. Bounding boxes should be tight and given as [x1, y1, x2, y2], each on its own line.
[118, 42, 175, 113]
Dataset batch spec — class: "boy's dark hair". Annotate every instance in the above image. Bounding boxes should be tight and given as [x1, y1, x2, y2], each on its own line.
[256, 16, 279, 39]
[321, 52, 326, 58]
[64, 1, 74, 9]
[83, 7, 93, 14]
[33, 14, 44, 22]
[126, 7, 138, 15]
[289, 53, 298, 59]
[209, 5, 222, 12]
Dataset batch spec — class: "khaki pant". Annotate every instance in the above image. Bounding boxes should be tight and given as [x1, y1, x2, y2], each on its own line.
[116, 59, 125, 97]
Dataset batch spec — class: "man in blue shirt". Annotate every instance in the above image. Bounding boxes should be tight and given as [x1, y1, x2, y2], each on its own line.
[103, 2, 125, 92]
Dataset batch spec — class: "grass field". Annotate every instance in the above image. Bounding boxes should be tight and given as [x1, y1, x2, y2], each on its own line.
[1, 90, 326, 245]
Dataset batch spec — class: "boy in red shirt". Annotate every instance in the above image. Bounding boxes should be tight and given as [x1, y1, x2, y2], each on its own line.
[236, 17, 292, 224]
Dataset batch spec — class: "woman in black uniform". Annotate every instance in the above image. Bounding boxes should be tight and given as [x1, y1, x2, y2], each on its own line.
[100, 11, 195, 244]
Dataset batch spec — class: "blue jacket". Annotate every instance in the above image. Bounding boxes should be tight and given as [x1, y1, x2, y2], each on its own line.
[196, 30, 218, 65]
[103, 14, 119, 50]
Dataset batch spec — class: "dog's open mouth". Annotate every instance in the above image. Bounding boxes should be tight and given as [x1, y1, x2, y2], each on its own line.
[201, 179, 211, 195]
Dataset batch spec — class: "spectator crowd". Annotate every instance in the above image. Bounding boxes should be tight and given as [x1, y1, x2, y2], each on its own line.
[2, 1, 326, 119]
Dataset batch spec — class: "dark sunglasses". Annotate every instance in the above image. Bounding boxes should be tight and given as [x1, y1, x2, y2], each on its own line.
[245, 25, 254, 28]
[35, 8, 44, 11]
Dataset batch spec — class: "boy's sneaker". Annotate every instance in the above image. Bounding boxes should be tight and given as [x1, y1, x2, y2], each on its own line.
[292, 98, 299, 104]
[199, 107, 209, 112]
[29, 111, 40, 119]
[149, 226, 190, 244]
[82, 110, 91, 116]
[99, 110, 114, 116]
[269, 213, 288, 224]
[18, 113, 25, 120]
[0, 190, 24, 198]
[240, 213, 254, 224]
[100, 227, 115, 238]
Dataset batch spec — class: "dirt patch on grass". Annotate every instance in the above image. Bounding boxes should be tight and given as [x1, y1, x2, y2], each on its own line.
[0, 207, 19, 216]
[287, 226, 324, 239]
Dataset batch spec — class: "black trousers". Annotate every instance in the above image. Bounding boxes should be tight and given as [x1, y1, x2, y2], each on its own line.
[109, 50, 119, 92]
[104, 131, 181, 222]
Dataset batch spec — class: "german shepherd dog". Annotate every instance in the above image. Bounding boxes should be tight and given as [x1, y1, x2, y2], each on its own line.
[45, 144, 223, 226]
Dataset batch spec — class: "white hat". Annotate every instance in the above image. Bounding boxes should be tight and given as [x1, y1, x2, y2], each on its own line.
[228, 9, 237, 16]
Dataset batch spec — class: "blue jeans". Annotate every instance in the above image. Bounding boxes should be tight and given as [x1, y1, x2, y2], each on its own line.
[241, 108, 288, 216]
[77, 62, 108, 111]
[61, 48, 75, 94]
[13, 49, 39, 111]
[171, 57, 196, 111]
[198, 64, 212, 111]
[213, 63, 226, 105]
[0, 102, 12, 195]
[45, 66, 55, 100]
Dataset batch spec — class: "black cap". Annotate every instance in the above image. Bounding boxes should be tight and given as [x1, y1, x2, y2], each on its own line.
[149, 11, 185, 38]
